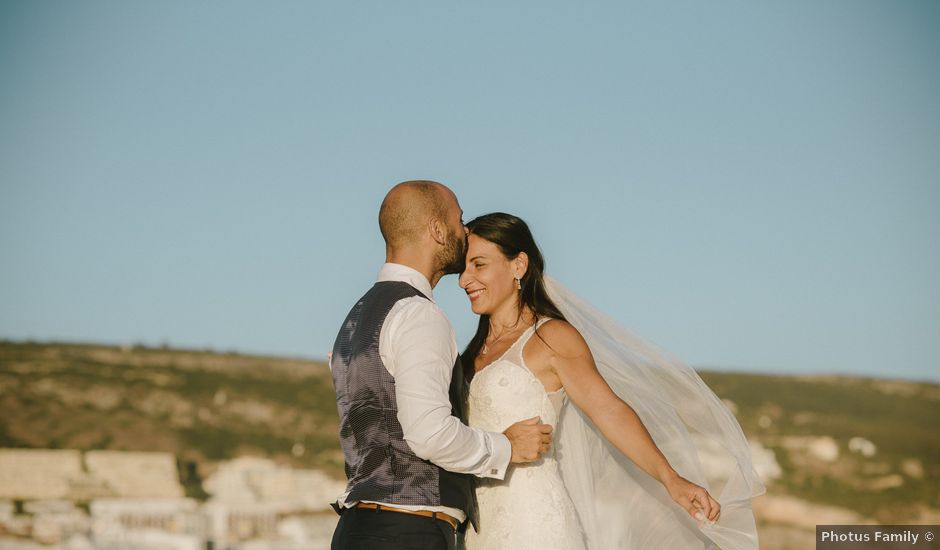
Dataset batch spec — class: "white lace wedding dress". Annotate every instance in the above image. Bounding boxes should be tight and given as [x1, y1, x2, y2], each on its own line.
[461, 280, 764, 549]
[463, 318, 587, 550]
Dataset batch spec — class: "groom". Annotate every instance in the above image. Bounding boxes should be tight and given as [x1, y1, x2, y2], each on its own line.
[329, 180, 553, 550]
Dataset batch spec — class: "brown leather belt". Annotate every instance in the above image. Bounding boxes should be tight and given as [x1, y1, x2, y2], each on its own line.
[355, 502, 460, 530]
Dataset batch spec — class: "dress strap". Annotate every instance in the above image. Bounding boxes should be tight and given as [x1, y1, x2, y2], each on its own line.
[527, 317, 555, 340]
[503, 317, 554, 364]
[535, 317, 554, 329]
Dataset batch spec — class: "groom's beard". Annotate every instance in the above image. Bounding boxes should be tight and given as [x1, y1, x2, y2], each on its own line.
[438, 228, 468, 275]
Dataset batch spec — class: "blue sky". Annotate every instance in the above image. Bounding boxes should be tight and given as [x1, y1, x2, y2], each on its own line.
[1, 1, 937, 381]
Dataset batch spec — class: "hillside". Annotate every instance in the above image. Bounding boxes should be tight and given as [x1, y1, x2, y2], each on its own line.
[699, 370, 940, 521]
[1, 340, 937, 525]
[0, 340, 344, 488]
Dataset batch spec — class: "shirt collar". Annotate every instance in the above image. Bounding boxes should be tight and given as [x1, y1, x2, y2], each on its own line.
[376, 263, 435, 302]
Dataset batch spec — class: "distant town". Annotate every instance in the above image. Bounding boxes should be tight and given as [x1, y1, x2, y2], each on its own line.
[0, 449, 343, 549]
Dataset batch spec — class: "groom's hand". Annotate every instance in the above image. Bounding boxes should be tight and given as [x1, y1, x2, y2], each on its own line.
[504, 416, 553, 463]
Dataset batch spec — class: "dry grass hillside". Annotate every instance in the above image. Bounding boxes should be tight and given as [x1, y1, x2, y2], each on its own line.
[0, 340, 343, 491]
[1, 340, 937, 546]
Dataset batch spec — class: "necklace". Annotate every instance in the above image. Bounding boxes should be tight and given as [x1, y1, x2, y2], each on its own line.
[481, 317, 524, 356]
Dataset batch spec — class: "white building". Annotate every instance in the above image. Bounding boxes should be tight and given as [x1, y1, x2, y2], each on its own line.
[0, 450, 84, 500]
[0, 449, 185, 501]
[201, 456, 345, 546]
[203, 456, 345, 511]
[0, 449, 344, 549]
[85, 451, 185, 499]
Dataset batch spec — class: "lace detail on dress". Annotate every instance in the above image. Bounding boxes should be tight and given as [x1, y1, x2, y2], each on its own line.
[464, 319, 586, 550]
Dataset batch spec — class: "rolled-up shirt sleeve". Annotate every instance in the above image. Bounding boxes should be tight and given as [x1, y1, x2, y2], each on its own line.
[387, 300, 510, 479]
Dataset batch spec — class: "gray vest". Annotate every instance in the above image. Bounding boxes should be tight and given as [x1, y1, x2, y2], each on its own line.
[331, 281, 476, 525]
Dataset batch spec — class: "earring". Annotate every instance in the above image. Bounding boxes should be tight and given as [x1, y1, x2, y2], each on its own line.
[515, 278, 521, 290]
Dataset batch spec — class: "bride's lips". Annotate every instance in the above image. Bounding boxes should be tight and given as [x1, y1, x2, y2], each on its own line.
[466, 289, 485, 302]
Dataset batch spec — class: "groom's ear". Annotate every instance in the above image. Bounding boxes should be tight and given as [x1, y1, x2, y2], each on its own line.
[428, 216, 446, 245]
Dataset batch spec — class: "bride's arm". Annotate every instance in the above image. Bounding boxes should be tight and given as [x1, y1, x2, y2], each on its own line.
[537, 320, 721, 525]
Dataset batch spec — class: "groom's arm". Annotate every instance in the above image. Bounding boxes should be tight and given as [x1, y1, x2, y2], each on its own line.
[382, 299, 511, 480]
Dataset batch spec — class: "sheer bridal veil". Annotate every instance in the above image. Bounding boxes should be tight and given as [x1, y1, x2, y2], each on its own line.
[544, 276, 765, 550]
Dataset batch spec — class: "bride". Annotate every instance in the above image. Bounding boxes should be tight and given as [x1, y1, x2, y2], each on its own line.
[457, 213, 765, 550]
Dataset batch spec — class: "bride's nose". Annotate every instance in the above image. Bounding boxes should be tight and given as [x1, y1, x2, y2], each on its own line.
[458, 271, 470, 288]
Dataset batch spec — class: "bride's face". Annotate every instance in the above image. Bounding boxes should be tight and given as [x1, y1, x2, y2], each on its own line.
[458, 234, 523, 315]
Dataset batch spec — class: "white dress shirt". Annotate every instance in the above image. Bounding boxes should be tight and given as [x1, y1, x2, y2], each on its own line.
[336, 263, 512, 522]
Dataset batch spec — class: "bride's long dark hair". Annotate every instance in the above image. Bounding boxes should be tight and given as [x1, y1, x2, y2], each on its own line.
[462, 213, 567, 378]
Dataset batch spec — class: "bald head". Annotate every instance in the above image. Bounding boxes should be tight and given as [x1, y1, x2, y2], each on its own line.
[379, 180, 455, 250]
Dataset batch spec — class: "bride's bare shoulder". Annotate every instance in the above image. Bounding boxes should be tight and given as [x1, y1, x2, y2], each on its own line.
[535, 318, 590, 358]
